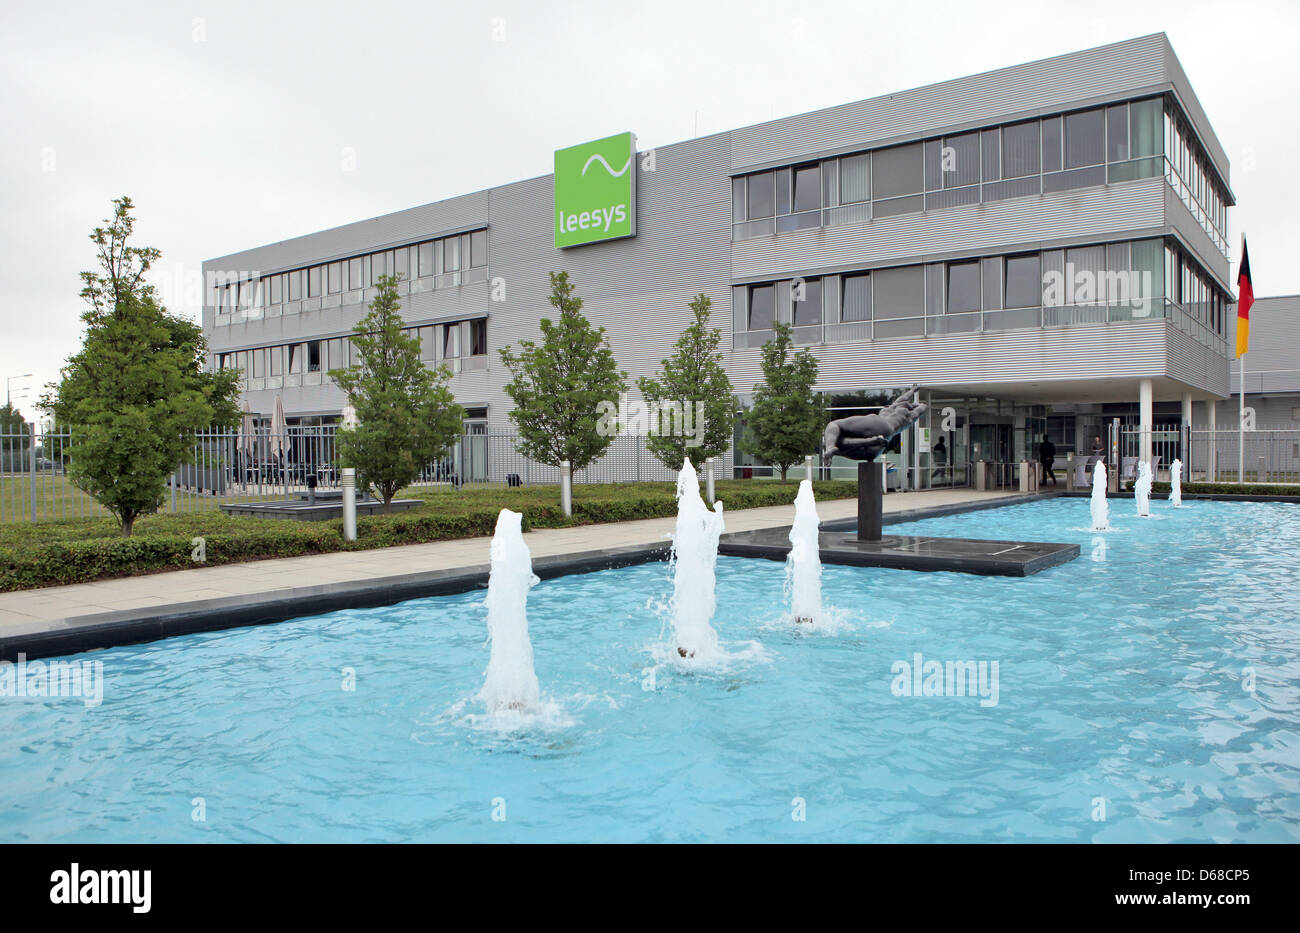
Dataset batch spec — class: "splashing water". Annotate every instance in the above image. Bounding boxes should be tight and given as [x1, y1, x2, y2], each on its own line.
[1090, 461, 1110, 531]
[479, 509, 541, 712]
[669, 460, 725, 659]
[1170, 458, 1183, 507]
[785, 480, 823, 624]
[1135, 460, 1153, 517]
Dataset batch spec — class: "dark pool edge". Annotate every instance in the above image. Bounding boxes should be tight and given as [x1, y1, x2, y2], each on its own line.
[820, 490, 1060, 532]
[0, 542, 672, 662]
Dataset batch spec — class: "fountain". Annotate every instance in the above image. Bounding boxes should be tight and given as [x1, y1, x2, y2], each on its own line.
[1090, 461, 1110, 531]
[1170, 458, 1183, 507]
[669, 459, 725, 659]
[479, 509, 541, 712]
[1134, 461, 1152, 517]
[786, 480, 822, 624]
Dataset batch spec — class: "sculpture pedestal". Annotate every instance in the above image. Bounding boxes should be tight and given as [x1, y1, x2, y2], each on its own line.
[858, 461, 883, 542]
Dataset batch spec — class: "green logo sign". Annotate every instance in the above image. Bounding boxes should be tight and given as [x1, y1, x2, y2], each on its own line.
[554, 132, 637, 248]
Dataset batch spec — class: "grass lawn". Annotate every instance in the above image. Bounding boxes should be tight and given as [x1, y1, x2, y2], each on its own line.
[0, 479, 857, 591]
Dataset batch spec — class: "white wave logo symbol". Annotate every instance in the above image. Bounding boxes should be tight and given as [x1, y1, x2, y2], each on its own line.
[581, 153, 631, 178]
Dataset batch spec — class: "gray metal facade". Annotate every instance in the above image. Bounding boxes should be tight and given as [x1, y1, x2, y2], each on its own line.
[203, 32, 1236, 433]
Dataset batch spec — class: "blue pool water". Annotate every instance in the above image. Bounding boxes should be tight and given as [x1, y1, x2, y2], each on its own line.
[2, 498, 1298, 842]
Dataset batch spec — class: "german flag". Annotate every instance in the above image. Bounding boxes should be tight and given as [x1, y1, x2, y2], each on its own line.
[1236, 238, 1254, 358]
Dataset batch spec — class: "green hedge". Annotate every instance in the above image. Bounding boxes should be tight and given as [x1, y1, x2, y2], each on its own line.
[0, 479, 856, 592]
[1150, 481, 1300, 497]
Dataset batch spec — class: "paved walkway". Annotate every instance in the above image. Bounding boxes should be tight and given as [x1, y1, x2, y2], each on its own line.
[0, 488, 1021, 637]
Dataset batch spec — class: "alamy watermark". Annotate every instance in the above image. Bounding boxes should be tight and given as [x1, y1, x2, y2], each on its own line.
[0, 653, 103, 708]
[1043, 263, 1154, 317]
[890, 652, 999, 707]
[596, 393, 706, 447]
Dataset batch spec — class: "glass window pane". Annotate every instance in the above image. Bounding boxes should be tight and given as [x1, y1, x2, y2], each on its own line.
[1042, 117, 1062, 173]
[982, 257, 1002, 311]
[394, 247, 409, 280]
[308, 266, 322, 297]
[1004, 254, 1041, 309]
[840, 154, 869, 204]
[872, 266, 924, 319]
[417, 242, 434, 277]
[288, 269, 302, 301]
[924, 139, 943, 192]
[981, 129, 1001, 182]
[370, 252, 387, 284]
[471, 230, 488, 267]
[732, 177, 746, 222]
[775, 168, 791, 215]
[842, 274, 871, 322]
[470, 319, 487, 355]
[946, 261, 981, 314]
[1002, 120, 1040, 178]
[1065, 108, 1105, 168]
[872, 143, 923, 199]
[943, 132, 980, 188]
[348, 258, 362, 289]
[444, 237, 460, 272]
[793, 164, 820, 213]
[1107, 104, 1129, 162]
[793, 278, 821, 326]
[327, 262, 342, 293]
[748, 284, 775, 330]
[747, 172, 774, 219]
[270, 274, 283, 304]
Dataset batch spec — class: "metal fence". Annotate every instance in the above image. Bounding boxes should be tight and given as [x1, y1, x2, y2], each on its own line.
[0, 425, 731, 523]
[1115, 422, 1300, 485]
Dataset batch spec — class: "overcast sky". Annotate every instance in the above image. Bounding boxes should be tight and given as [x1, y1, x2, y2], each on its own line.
[2, 0, 1296, 416]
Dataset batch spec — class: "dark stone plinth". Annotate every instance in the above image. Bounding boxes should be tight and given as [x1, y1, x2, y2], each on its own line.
[858, 460, 883, 542]
[219, 498, 424, 521]
[719, 528, 1078, 576]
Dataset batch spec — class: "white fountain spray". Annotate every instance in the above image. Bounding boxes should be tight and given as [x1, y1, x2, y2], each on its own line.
[479, 509, 541, 712]
[785, 480, 822, 624]
[1134, 460, 1153, 517]
[1170, 458, 1183, 507]
[1090, 460, 1110, 531]
[669, 459, 725, 659]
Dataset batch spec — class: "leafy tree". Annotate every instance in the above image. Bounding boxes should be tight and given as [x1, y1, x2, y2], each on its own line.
[45, 197, 241, 535]
[332, 274, 464, 512]
[499, 271, 627, 473]
[1, 403, 30, 472]
[739, 322, 822, 482]
[637, 293, 734, 470]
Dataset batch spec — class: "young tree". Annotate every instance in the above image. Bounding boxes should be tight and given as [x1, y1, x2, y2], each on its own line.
[499, 271, 626, 474]
[332, 274, 464, 512]
[45, 197, 241, 535]
[0, 403, 29, 472]
[740, 322, 822, 482]
[637, 293, 734, 470]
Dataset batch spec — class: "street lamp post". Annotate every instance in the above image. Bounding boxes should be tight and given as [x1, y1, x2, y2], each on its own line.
[6, 373, 33, 407]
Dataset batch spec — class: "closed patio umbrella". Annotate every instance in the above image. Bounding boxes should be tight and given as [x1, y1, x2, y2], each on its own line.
[269, 395, 288, 460]
[237, 402, 256, 486]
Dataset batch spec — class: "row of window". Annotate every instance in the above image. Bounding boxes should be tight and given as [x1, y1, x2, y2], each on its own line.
[212, 229, 489, 318]
[1165, 106, 1229, 252]
[732, 96, 1229, 256]
[215, 319, 489, 389]
[732, 237, 1229, 347]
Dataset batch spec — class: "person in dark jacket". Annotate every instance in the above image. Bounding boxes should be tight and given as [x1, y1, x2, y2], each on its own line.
[1038, 434, 1057, 485]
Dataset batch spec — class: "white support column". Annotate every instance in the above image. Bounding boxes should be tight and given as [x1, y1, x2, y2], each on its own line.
[1207, 400, 1217, 481]
[1139, 379, 1154, 467]
[1181, 392, 1193, 430]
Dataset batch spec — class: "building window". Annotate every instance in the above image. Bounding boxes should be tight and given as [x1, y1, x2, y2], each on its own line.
[793, 278, 821, 326]
[1004, 254, 1041, 309]
[307, 265, 322, 298]
[288, 270, 302, 302]
[470, 318, 487, 355]
[946, 261, 981, 314]
[394, 248, 409, 281]
[471, 229, 488, 268]
[748, 284, 775, 331]
[306, 341, 322, 373]
[443, 237, 460, 273]
[871, 265, 924, 337]
[348, 258, 362, 290]
[747, 172, 774, 219]
[839, 153, 869, 204]
[841, 273, 872, 322]
[871, 143, 923, 216]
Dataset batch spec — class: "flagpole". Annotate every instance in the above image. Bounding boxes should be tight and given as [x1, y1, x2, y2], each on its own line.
[1238, 233, 1245, 485]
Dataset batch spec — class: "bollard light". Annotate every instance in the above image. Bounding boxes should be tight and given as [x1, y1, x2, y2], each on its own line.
[341, 468, 357, 542]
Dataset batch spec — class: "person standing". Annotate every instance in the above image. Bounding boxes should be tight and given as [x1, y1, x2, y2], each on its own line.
[1038, 434, 1057, 486]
